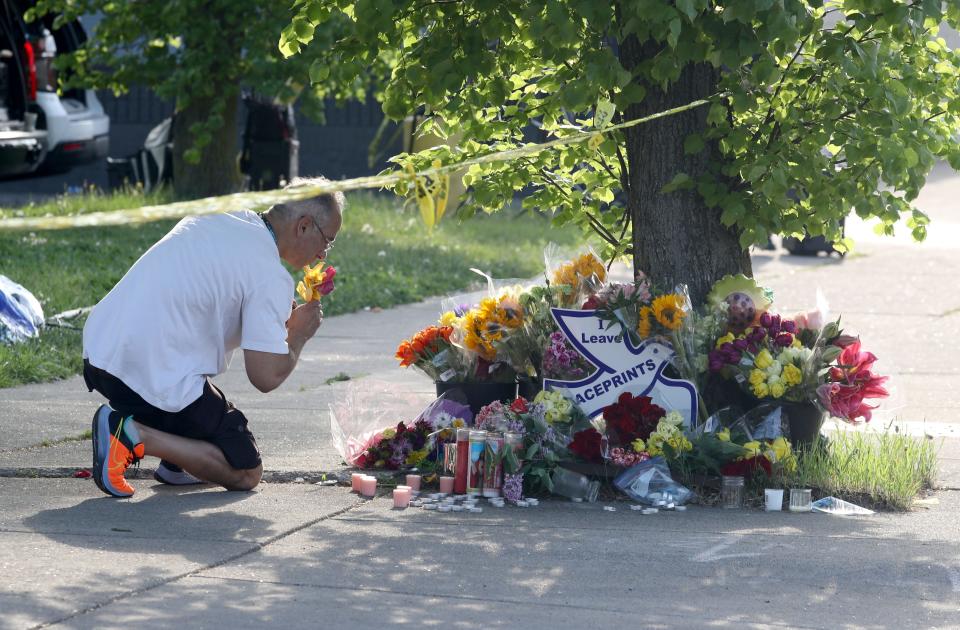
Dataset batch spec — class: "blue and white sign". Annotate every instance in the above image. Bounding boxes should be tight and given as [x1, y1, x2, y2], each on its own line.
[543, 308, 698, 427]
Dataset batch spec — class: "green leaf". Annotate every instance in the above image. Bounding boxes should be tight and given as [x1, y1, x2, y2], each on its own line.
[661, 172, 694, 194]
[684, 133, 705, 155]
[308, 61, 330, 83]
[667, 18, 682, 48]
[676, 0, 697, 21]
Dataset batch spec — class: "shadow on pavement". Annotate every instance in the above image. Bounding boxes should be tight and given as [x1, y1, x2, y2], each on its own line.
[70, 501, 954, 628]
[22, 487, 273, 549]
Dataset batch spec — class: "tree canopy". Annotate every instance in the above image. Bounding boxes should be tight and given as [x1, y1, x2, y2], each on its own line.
[283, 0, 960, 300]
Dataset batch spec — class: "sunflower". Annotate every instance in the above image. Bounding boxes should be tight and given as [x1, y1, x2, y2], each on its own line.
[637, 306, 653, 339]
[652, 294, 686, 330]
[495, 297, 523, 328]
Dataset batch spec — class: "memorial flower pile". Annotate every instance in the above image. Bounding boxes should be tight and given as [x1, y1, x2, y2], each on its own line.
[379, 245, 893, 508]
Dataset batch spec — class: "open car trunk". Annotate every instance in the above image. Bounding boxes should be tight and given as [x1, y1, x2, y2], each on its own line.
[0, 0, 45, 175]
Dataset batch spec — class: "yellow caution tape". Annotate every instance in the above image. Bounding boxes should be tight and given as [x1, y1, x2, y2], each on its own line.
[0, 96, 716, 233]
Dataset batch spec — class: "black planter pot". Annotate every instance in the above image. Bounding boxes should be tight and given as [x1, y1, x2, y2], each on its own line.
[435, 381, 518, 416]
[783, 402, 826, 447]
[517, 377, 543, 401]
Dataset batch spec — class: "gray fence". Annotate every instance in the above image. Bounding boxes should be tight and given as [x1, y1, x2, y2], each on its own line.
[99, 88, 399, 180]
[0, 87, 399, 198]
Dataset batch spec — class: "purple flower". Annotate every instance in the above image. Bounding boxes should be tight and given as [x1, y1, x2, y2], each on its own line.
[454, 303, 472, 317]
[503, 473, 524, 502]
[781, 320, 797, 334]
[733, 338, 748, 351]
[760, 312, 772, 328]
[775, 332, 794, 347]
[543, 332, 591, 380]
[768, 314, 782, 335]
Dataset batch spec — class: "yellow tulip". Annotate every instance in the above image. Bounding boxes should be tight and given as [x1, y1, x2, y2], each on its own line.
[755, 349, 773, 369]
[742, 441, 761, 459]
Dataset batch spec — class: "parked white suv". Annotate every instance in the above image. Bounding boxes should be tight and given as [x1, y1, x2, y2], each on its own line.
[23, 5, 109, 172]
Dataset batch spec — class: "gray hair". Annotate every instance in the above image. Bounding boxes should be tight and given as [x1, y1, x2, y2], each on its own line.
[275, 176, 346, 222]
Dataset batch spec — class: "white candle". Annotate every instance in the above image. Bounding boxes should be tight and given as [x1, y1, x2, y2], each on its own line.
[405, 474, 422, 491]
[351, 473, 364, 493]
[393, 487, 411, 508]
[360, 475, 377, 497]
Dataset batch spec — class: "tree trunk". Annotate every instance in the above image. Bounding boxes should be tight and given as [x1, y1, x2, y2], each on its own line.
[619, 39, 751, 306]
[172, 91, 243, 200]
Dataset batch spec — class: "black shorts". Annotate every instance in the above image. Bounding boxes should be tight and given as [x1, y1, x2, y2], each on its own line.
[82, 359, 261, 470]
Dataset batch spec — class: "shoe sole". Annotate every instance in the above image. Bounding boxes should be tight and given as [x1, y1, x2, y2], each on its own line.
[153, 465, 203, 486]
[91, 406, 132, 498]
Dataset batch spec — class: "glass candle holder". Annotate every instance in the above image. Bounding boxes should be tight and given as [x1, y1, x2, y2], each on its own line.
[789, 488, 813, 512]
[721, 475, 745, 509]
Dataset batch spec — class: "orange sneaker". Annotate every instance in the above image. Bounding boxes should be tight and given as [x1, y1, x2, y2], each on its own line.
[91, 405, 145, 498]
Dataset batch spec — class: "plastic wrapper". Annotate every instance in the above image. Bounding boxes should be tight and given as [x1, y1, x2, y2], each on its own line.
[439, 271, 539, 381]
[812, 496, 874, 515]
[543, 242, 606, 308]
[329, 382, 471, 467]
[0, 275, 44, 345]
[613, 456, 694, 506]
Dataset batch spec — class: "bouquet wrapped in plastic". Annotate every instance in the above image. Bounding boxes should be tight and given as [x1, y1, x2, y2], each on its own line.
[330, 385, 473, 470]
[544, 243, 606, 308]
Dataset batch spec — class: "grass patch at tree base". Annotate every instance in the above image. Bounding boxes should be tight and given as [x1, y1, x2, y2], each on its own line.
[788, 428, 940, 512]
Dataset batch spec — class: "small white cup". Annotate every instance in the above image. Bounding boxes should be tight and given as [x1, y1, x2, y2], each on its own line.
[764, 488, 784, 512]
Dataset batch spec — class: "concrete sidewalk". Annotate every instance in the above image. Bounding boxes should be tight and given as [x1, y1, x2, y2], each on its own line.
[2, 164, 960, 627]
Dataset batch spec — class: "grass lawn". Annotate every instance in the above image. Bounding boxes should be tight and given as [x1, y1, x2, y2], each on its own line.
[0, 190, 584, 388]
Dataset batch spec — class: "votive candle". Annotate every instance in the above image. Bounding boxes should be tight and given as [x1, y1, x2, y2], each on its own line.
[351, 473, 364, 493]
[439, 475, 454, 494]
[405, 474, 422, 491]
[393, 487, 412, 508]
[360, 475, 377, 497]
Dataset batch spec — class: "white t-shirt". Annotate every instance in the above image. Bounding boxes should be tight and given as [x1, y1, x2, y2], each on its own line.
[83, 210, 293, 412]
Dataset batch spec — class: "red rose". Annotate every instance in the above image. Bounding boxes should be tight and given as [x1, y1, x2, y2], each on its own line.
[569, 428, 604, 463]
[510, 397, 529, 413]
[581, 295, 601, 310]
[720, 457, 772, 478]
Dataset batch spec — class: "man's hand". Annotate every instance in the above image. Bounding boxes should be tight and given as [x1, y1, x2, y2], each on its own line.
[286, 300, 323, 347]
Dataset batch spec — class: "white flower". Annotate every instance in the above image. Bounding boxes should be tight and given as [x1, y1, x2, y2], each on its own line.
[663, 410, 684, 427]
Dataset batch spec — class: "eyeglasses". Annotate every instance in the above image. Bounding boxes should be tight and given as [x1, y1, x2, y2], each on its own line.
[309, 216, 336, 252]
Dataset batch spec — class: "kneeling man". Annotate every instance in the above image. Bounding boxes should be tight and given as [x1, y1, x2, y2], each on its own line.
[82, 181, 343, 497]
